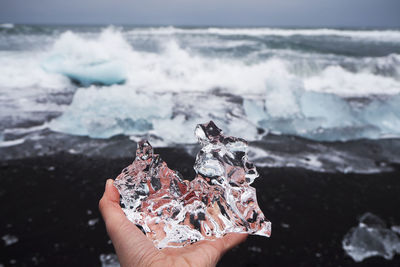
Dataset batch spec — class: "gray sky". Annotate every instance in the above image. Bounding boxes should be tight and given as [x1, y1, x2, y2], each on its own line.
[1, 0, 399, 27]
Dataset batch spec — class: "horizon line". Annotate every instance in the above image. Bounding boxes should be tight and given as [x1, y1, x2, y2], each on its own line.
[2, 22, 400, 30]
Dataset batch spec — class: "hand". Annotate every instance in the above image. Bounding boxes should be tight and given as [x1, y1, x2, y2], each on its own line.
[99, 179, 247, 267]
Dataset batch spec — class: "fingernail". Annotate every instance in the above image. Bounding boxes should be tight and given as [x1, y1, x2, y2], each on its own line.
[105, 179, 112, 189]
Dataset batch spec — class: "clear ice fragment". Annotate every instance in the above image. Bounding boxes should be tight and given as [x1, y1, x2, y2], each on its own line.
[99, 253, 120, 267]
[342, 213, 400, 262]
[114, 121, 271, 248]
[1, 234, 18, 246]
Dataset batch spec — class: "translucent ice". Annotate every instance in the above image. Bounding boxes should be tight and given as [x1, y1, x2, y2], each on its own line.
[42, 29, 127, 86]
[1, 234, 18, 246]
[114, 121, 271, 248]
[342, 213, 400, 262]
[99, 253, 120, 267]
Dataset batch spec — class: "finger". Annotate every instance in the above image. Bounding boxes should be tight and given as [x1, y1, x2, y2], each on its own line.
[187, 232, 247, 266]
[104, 178, 120, 203]
[193, 232, 247, 252]
[219, 233, 248, 252]
[99, 179, 126, 225]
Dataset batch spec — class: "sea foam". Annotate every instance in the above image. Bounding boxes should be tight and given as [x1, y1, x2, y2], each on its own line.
[1, 26, 400, 145]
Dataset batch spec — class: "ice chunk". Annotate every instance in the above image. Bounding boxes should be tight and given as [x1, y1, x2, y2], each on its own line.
[42, 29, 128, 86]
[42, 55, 126, 86]
[88, 218, 99, 227]
[342, 213, 400, 262]
[99, 253, 120, 267]
[248, 246, 262, 253]
[1, 234, 18, 246]
[49, 87, 173, 139]
[391, 226, 400, 235]
[114, 121, 271, 248]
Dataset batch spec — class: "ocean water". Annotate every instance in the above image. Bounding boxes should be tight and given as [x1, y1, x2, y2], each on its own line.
[1, 24, 400, 172]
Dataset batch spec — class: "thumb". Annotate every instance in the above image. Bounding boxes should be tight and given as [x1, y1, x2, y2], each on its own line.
[99, 179, 157, 265]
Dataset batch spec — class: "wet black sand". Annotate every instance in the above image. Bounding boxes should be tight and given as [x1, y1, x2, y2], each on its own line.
[1, 149, 400, 266]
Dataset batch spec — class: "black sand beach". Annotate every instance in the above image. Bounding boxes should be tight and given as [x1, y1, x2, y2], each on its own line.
[1, 149, 400, 266]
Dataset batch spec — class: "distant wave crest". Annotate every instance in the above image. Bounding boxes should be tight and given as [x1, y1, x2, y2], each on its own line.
[125, 26, 400, 42]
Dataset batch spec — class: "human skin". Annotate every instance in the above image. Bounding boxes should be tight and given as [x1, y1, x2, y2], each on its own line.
[99, 179, 248, 267]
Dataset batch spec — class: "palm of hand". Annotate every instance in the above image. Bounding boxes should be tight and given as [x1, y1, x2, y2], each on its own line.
[99, 179, 247, 267]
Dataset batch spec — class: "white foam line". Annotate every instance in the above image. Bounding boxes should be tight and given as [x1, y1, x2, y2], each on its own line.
[0, 138, 25, 147]
[3, 123, 49, 135]
[125, 27, 400, 42]
[0, 23, 14, 29]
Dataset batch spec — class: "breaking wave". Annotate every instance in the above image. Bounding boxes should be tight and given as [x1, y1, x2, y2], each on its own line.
[36, 28, 400, 95]
[1, 26, 400, 146]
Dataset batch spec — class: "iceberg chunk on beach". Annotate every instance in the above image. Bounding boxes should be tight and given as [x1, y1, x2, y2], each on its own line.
[114, 121, 271, 248]
[42, 54, 126, 86]
[42, 28, 128, 86]
[48, 86, 173, 138]
[342, 213, 400, 262]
